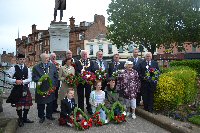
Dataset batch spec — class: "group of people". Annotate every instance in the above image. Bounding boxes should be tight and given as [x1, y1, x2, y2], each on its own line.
[5, 48, 159, 127]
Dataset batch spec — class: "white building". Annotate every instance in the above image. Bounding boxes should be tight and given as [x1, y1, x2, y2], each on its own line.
[84, 38, 147, 61]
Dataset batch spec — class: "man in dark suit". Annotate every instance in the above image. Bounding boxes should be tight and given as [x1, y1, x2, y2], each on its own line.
[108, 53, 124, 78]
[91, 50, 108, 91]
[128, 48, 143, 106]
[138, 52, 159, 113]
[75, 50, 93, 115]
[32, 53, 58, 123]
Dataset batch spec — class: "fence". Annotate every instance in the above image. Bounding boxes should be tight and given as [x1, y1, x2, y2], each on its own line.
[0, 69, 36, 96]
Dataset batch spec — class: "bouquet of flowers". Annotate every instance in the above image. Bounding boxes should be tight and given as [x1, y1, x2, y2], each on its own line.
[145, 67, 160, 83]
[65, 74, 79, 88]
[95, 68, 106, 81]
[79, 71, 96, 86]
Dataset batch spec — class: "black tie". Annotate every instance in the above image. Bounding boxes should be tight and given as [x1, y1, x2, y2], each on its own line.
[83, 60, 86, 66]
[147, 61, 150, 66]
[20, 65, 23, 70]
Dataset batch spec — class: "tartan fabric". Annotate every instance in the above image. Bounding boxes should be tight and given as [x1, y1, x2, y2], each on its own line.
[16, 89, 33, 107]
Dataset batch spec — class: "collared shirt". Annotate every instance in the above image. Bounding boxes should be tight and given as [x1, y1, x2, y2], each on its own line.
[146, 60, 151, 66]
[96, 60, 105, 71]
[134, 57, 138, 64]
[6, 64, 32, 85]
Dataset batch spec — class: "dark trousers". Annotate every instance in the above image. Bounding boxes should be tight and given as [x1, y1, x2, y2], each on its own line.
[37, 101, 53, 119]
[77, 83, 91, 112]
[142, 82, 155, 113]
[136, 92, 142, 106]
[53, 83, 59, 111]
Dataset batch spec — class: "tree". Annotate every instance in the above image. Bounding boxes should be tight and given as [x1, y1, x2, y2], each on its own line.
[107, 0, 200, 54]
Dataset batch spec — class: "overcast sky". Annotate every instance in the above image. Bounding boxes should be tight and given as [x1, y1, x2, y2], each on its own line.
[0, 0, 111, 55]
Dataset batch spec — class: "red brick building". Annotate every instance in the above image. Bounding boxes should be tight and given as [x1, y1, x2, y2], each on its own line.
[16, 14, 107, 66]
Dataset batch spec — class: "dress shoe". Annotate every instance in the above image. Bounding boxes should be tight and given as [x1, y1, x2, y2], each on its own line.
[53, 110, 60, 113]
[46, 116, 56, 120]
[39, 118, 45, 123]
[18, 119, 24, 127]
[23, 119, 34, 123]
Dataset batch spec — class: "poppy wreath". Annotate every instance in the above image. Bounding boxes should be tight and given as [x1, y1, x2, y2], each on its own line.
[110, 101, 126, 124]
[36, 74, 56, 97]
[73, 107, 92, 130]
[94, 104, 110, 125]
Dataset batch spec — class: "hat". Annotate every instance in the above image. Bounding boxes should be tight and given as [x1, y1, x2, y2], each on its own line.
[17, 53, 25, 58]
[125, 61, 133, 65]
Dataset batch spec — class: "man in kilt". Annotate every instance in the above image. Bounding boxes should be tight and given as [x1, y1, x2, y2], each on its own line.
[6, 53, 34, 127]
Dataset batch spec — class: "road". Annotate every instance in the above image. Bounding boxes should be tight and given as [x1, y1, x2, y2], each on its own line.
[0, 100, 169, 133]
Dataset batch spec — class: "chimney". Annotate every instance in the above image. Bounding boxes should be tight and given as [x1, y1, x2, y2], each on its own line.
[32, 24, 37, 33]
[69, 16, 75, 29]
[94, 14, 105, 25]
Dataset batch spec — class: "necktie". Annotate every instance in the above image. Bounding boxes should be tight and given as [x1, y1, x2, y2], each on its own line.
[20, 65, 23, 70]
[99, 60, 102, 67]
[69, 100, 72, 108]
[147, 61, 150, 66]
[134, 58, 137, 65]
[83, 60, 86, 66]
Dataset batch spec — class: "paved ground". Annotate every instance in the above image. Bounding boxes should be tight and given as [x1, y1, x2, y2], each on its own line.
[0, 100, 169, 133]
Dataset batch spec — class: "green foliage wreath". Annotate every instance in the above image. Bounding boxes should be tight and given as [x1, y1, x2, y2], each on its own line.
[36, 74, 56, 97]
[95, 104, 110, 125]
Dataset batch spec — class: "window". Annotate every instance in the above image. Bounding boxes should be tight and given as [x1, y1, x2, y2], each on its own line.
[99, 44, 103, 52]
[89, 45, 93, 55]
[108, 44, 113, 54]
[118, 46, 123, 53]
[192, 45, 196, 52]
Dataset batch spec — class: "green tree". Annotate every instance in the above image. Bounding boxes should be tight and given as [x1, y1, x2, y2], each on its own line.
[107, 0, 200, 54]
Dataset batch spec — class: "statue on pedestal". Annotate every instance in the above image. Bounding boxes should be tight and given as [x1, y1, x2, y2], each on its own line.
[53, 0, 66, 22]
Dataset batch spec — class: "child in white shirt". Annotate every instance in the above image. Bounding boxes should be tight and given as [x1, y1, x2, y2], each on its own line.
[89, 80, 106, 121]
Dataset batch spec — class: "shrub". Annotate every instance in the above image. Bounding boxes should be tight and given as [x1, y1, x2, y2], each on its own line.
[188, 115, 200, 125]
[154, 74, 184, 111]
[170, 60, 200, 76]
[154, 67, 198, 111]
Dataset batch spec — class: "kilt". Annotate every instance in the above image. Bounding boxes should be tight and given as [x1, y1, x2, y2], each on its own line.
[16, 90, 33, 107]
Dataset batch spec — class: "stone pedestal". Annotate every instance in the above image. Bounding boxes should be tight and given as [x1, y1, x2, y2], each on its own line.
[48, 21, 70, 63]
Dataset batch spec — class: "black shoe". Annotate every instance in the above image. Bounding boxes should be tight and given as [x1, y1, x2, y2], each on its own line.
[23, 119, 34, 123]
[53, 110, 60, 113]
[39, 118, 45, 123]
[46, 116, 56, 120]
[18, 119, 24, 127]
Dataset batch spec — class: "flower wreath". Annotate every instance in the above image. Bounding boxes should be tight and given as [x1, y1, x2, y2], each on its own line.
[73, 107, 92, 130]
[79, 71, 96, 86]
[36, 74, 56, 97]
[145, 67, 160, 83]
[95, 68, 106, 81]
[110, 101, 126, 124]
[64, 73, 79, 88]
[94, 104, 110, 125]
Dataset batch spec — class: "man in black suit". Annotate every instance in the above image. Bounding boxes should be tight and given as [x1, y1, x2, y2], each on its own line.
[75, 50, 93, 115]
[108, 53, 124, 78]
[128, 48, 143, 106]
[138, 52, 159, 113]
[91, 50, 108, 91]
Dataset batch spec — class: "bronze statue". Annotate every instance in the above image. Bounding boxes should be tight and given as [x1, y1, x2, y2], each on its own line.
[54, 0, 66, 22]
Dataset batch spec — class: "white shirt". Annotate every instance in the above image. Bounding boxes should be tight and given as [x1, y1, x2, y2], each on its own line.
[96, 60, 105, 71]
[6, 64, 32, 85]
